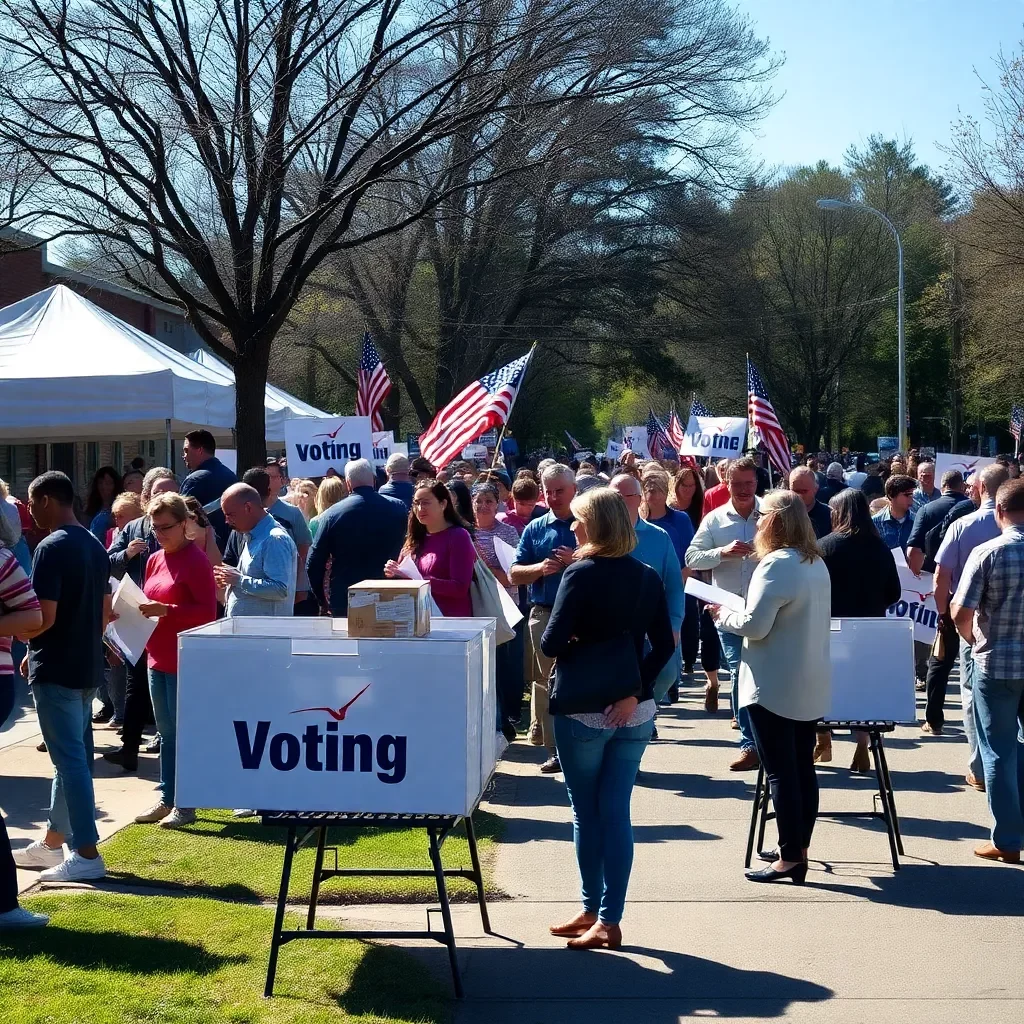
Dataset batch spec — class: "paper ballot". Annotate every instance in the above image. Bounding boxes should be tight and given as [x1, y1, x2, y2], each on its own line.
[492, 536, 518, 575]
[396, 557, 444, 617]
[105, 575, 157, 664]
[684, 577, 746, 613]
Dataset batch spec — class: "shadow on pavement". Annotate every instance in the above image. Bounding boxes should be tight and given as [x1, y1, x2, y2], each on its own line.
[634, 771, 753, 800]
[496, 817, 721, 844]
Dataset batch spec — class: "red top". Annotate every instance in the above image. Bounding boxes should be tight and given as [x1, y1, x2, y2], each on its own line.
[415, 526, 476, 617]
[702, 482, 730, 517]
[143, 541, 217, 672]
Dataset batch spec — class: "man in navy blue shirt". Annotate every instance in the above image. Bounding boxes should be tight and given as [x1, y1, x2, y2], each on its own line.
[789, 466, 832, 539]
[510, 464, 577, 774]
[379, 453, 414, 509]
[306, 459, 408, 615]
[179, 429, 237, 550]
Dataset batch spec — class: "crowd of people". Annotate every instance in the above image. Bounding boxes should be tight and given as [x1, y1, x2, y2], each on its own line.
[1, 432, 1023, 938]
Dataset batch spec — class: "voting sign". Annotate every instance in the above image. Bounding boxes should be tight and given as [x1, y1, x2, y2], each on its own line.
[678, 416, 748, 458]
[886, 559, 939, 643]
[622, 426, 650, 459]
[285, 416, 374, 477]
[371, 430, 394, 468]
[935, 452, 995, 483]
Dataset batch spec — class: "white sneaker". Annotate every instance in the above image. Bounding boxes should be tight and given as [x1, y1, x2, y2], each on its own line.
[39, 851, 106, 883]
[135, 802, 172, 824]
[0, 906, 49, 929]
[231, 809, 257, 819]
[159, 807, 196, 828]
[12, 840, 64, 870]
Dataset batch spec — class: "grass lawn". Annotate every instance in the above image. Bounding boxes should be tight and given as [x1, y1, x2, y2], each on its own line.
[0, 892, 446, 1024]
[100, 809, 504, 904]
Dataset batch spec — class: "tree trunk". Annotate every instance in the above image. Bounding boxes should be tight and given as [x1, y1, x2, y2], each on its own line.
[234, 348, 271, 469]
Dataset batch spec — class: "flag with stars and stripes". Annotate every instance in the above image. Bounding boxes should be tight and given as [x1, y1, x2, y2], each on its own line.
[647, 409, 674, 461]
[565, 430, 583, 452]
[355, 332, 391, 431]
[667, 407, 686, 453]
[747, 361, 791, 476]
[1011, 404, 1023, 446]
[419, 350, 534, 469]
[690, 396, 713, 418]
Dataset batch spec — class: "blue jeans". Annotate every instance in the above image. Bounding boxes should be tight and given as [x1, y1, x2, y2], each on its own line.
[960, 640, 984, 780]
[972, 670, 1024, 852]
[553, 715, 653, 925]
[718, 628, 755, 751]
[32, 684, 99, 849]
[148, 669, 179, 807]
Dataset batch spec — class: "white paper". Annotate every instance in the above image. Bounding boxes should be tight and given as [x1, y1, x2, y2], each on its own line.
[106, 574, 157, 664]
[493, 536, 517, 575]
[891, 545, 909, 570]
[684, 577, 746, 613]
[398, 555, 423, 580]
[496, 584, 524, 629]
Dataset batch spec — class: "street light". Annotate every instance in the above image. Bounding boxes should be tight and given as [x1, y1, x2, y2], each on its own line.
[817, 198, 906, 452]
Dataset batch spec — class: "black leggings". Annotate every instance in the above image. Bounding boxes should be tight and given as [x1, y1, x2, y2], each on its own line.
[747, 704, 819, 862]
[1, 813, 17, 913]
[680, 596, 721, 673]
[119, 653, 154, 754]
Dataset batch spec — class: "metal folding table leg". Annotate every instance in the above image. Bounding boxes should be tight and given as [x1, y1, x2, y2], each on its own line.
[264, 825, 298, 998]
[875, 735, 905, 855]
[464, 815, 491, 934]
[306, 826, 328, 930]
[869, 732, 901, 871]
[426, 825, 464, 999]
[744, 766, 765, 867]
[756, 772, 771, 855]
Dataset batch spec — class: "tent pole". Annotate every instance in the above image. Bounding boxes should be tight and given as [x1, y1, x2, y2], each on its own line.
[165, 418, 172, 472]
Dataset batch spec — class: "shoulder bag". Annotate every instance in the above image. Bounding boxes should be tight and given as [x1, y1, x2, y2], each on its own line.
[470, 558, 516, 645]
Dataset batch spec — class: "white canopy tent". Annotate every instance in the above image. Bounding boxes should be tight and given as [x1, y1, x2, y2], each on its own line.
[0, 284, 329, 443]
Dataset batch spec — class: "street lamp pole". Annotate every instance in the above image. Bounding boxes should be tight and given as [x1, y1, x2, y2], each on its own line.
[817, 198, 907, 452]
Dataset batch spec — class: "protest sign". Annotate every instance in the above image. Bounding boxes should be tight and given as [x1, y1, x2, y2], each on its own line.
[406, 433, 421, 457]
[678, 415, 748, 458]
[605, 439, 624, 461]
[935, 452, 995, 482]
[877, 436, 899, 457]
[371, 430, 395, 468]
[622, 425, 650, 459]
[462, 443, 488, 461]
[886, 560, 939, 643]
[285, 416, 373, 477]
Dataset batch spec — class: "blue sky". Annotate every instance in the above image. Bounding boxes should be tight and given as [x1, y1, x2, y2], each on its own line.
[733, 0, 1024, 177]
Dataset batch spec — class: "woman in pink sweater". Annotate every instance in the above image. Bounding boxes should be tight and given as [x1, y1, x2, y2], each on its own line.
[385, 479, 476, 616]
[134, 492, 217, 829]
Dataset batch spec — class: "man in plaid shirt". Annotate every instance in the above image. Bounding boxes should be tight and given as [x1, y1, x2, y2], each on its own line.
[952, 479, 1024, 864]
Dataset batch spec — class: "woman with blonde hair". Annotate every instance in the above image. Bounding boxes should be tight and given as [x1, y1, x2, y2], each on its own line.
[290, 479, 318, 522]
[710, 491, 831, 885]
[540, 487, 674, 949]
[310, 476, 347, 541]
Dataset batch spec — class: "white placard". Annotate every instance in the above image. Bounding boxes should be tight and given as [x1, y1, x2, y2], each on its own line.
[284, 416, 374, 477]
[887, 564, 939, 643]
[935, 452, 995, 483]
[826, 618, 916, 723]
[678, 416, 748, 458]
[371, 430, 395, 468]
[105, 575, 157, 664]
[493, 536, 517, 575]
[462, 443, 488, 461]
[622, 426, 650, 459]
[605, 440, 624, 461]
[684, 577, 746, 613]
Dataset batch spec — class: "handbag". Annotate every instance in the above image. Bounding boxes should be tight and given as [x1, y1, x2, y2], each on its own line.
[470, 558, 516, 645]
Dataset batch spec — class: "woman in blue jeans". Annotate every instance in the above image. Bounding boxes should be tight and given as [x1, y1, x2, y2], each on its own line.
[541, 487, 674, 949]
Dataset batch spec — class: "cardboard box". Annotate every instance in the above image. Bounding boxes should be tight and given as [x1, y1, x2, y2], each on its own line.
[347, 579, 431, 638]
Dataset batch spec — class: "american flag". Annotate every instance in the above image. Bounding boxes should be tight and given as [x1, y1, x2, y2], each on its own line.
[565, 429, 583, 452]
[1011, 404, 1023, 445]
[647, 409, 673, 460]
[355, 332, 391, 431]
[419, 350, 533, 469]
[690, 396, 712, 418]
[666, 407, 686, 453]
[747, 361, 791, 476]
[621, 432, 633, 451]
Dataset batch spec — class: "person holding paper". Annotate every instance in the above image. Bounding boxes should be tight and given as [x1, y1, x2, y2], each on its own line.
[685, 456, 762, 771]
[385, 478, 476, 617]
[709, 491, 831, 885]
[132, 492, 217, 829]
[472, 482, 524, 737]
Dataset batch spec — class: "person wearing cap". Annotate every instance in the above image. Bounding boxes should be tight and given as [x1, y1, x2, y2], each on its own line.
[380, 453, 414, 509]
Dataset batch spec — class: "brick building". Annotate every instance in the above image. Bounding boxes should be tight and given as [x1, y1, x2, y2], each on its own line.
[0, 229, 204, 498]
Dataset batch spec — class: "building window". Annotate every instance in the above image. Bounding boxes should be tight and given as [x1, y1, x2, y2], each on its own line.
[86, 441, 99, 479]
[51, 442, 75, 482]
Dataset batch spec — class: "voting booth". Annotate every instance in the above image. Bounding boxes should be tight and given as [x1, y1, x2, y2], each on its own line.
[176, 614, 498, 997]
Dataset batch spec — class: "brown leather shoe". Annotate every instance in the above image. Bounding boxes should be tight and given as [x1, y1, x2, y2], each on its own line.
[704, 684, 719, 714]
[813, 735, 832, 763]
[965, 771, 986, 792]
[729, 748, 760, 772]
[850, 744, 871, 774]
[974, 842, 1020, 864]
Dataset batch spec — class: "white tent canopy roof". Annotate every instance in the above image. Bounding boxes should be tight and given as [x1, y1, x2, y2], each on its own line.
[0, 284, 329, 442]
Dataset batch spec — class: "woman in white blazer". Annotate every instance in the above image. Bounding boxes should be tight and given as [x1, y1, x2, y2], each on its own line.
[711, 490, 831, 885]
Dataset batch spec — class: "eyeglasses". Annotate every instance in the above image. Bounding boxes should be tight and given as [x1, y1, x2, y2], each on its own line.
[152, 521, 185, 534]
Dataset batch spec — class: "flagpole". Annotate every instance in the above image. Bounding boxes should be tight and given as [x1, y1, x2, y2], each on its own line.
[490, 342, 538, 471]
[747, 351, 774, 487]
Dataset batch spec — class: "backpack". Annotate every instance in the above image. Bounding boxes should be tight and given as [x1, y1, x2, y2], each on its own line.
[923, 498, 975, 563]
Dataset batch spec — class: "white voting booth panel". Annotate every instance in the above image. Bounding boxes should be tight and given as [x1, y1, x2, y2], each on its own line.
[826, 618, 916, 723]
[176, 616, 497, 816]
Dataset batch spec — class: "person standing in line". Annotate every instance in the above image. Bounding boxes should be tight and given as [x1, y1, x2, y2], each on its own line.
[214, 483, 298, 617]
[309, 476, 347, 542]
[498, 475, 543, 534]
[85, 466, 124, 544]
[541, 487, 674, 949]
[843, 455, 868, 489]
[0, 539, 48, 929]
[821, 462, 849, 503]
[13, 472, 111, 882]
[702, 459, 732, 517]
[306, 459, 408, 616]
[788, 467, 832, 540]
[933, 464, 1010, 785]
[265, 460, 314, 615]
[817, 489, 901, 770]
[710, 491, 831, 884]
[379, 453, 415, 509]
[911, 461, 941, 516]
[179, 429, 238, 550]
[685, 457, 762, 771]
[951, 479, 1024, 863]
[385, 479, 476, 616]
[510, 465, 578, 775]
[871, 474, 917, 552]
[670, 466, 722, 701]
[132, 493, 217, 828]
[610, 475, 684, 723]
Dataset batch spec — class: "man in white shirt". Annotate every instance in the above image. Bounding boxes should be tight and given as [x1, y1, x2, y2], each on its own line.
[686, 456, 762, 770]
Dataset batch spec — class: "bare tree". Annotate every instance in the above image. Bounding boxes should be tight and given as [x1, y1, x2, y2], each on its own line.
[0, 0, 733, 465]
